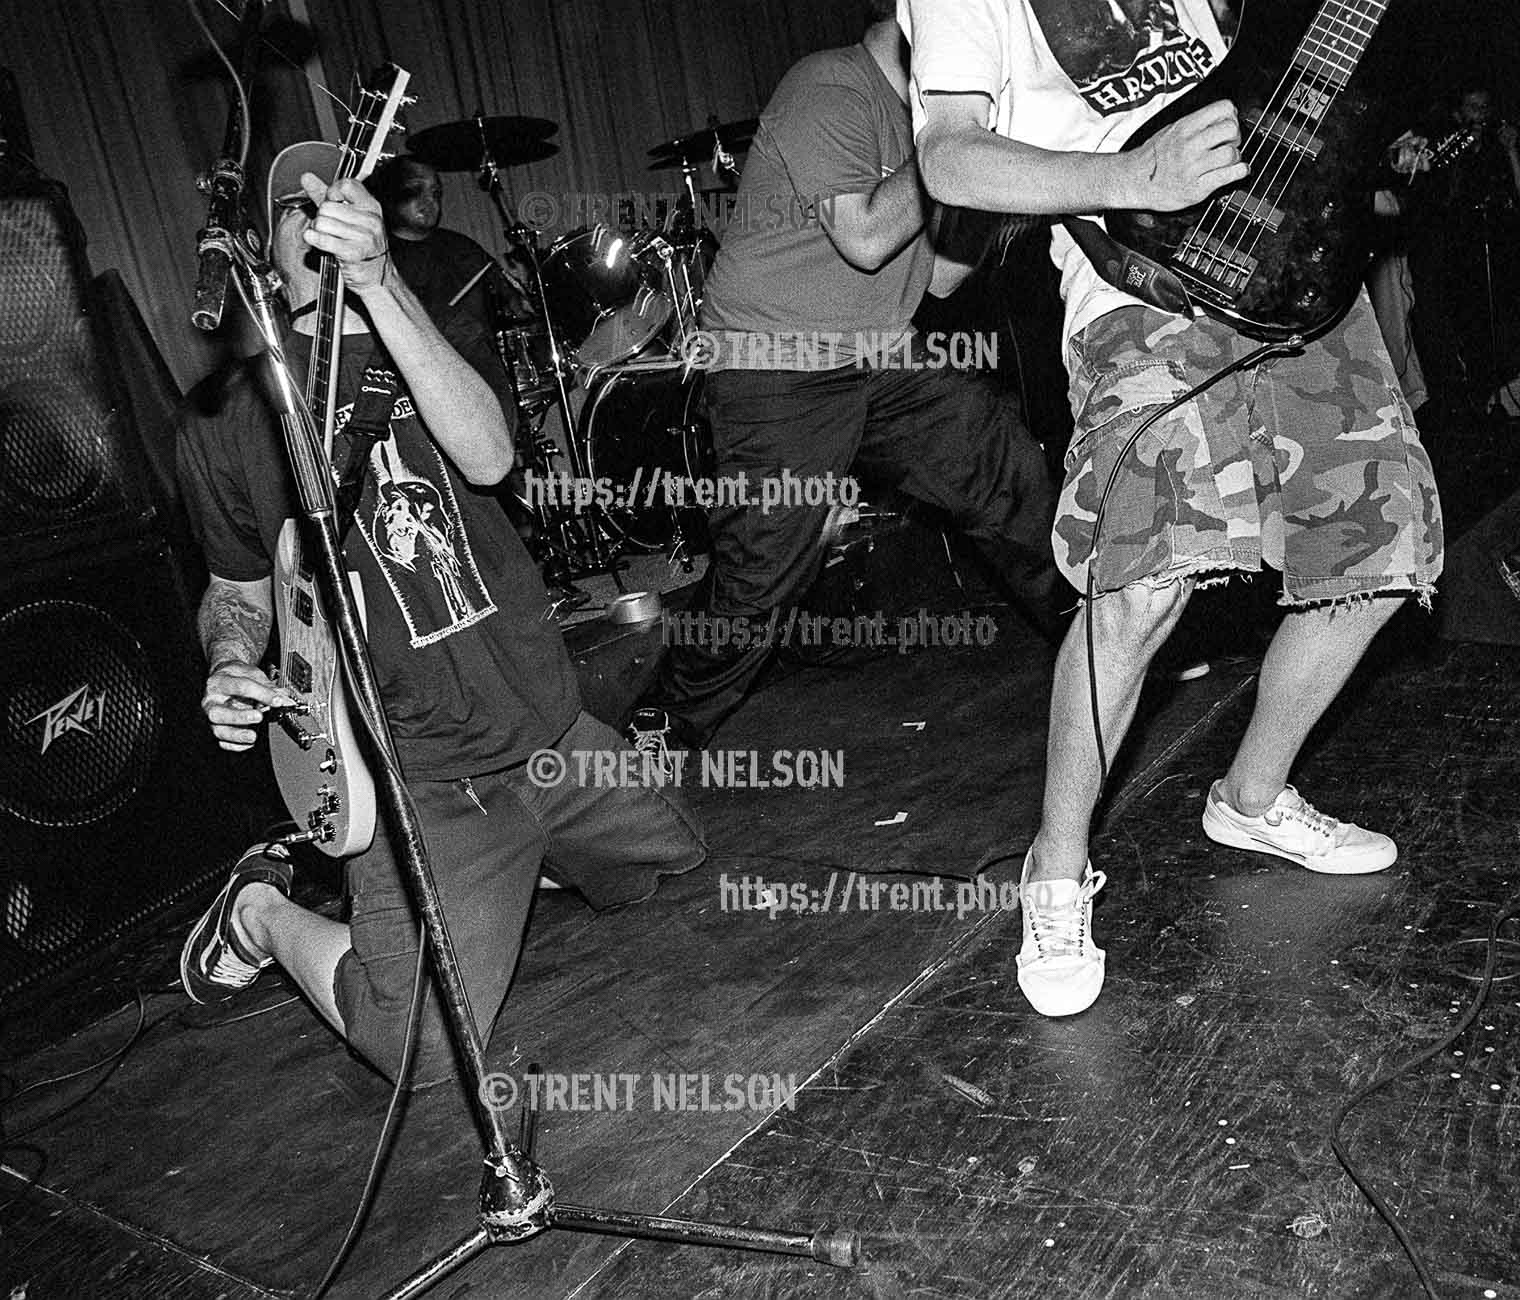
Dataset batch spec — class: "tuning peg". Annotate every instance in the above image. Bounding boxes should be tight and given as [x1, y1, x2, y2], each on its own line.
[400, 94, 419, 107]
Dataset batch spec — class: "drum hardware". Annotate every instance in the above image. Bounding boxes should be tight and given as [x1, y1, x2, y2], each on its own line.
[467, 130, 625, 589]
[648, 116, 755, 243]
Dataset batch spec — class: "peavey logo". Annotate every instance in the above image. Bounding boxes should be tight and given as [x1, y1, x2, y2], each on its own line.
[1083, 36, 1215, 116]
[26, 684, 106, 756]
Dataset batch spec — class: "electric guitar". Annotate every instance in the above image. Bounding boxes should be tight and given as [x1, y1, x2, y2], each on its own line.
[1097, 0, 1398, 341]
[267, 65, 409, 856]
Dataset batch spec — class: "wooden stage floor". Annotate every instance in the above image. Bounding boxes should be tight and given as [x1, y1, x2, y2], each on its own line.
[3, 578, 1518, 1298]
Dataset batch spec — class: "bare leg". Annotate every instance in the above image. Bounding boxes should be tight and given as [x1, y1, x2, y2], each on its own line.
[234, 885, 351, 1035]
[1027, 579, 1193, 883]
[1218, 597, 1404, 815]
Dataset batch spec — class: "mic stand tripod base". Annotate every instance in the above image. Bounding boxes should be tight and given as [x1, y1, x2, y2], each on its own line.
[380, 1201, 860, 1299]
[378, 1076, 860, 1298]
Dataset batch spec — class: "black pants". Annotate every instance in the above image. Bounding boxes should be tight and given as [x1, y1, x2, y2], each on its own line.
[653, 361, 1065, 746]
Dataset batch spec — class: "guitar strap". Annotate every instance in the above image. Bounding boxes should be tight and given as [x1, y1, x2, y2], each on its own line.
[1060, 215, 1199, 320]
[333, 343, 401, 545]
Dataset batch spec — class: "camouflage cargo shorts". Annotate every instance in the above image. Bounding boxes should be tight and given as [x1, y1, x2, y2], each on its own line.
[1053, 291, 1444, 606]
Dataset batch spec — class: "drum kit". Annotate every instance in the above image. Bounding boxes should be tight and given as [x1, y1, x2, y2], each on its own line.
[406, 110, 758, 598]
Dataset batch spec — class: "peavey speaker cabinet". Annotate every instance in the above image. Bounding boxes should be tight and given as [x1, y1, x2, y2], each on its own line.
[0, 178, 255, 1001]
[0, 537, 254, 1000]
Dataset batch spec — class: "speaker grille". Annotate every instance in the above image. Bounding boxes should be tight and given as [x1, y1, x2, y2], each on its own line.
[0, 191, 154, 547]
[0, 600, 162, 826]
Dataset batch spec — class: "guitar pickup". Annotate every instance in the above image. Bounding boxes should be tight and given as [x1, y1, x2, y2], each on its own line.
[1217, 190, 1284, 233]
[286, 653, 313, 695]
[1245, 108, 1323, 160]
[292, 588, 315, 626]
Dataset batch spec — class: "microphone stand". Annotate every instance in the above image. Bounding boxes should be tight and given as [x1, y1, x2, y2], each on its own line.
[225, 243, 860, 1296]
[190, 0, 264, 333]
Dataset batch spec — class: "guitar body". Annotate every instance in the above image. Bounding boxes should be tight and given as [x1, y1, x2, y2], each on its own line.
[1106, 0, 1393, 340]
[270, 519, 376, 857]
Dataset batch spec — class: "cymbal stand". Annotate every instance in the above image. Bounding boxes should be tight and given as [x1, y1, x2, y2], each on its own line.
[476, 142, 623, 587]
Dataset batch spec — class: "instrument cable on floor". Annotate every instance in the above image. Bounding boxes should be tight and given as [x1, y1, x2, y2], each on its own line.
[1078, 325, 1517, 1295]
[1327, 886, 1520, 1300]
[311, 932, 428, 1300]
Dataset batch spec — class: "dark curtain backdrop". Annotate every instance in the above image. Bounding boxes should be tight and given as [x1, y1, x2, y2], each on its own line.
[0, 0, 870, 388]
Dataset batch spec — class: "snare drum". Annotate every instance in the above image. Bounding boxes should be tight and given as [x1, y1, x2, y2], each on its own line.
[540, 225, 673, 371]
[496, 321, 556, 411]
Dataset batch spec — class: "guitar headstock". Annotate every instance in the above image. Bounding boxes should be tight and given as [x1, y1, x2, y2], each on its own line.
[340, 63, 413, 185]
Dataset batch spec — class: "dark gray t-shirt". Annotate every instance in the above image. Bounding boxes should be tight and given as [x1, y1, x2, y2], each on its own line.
[700, 43, 932, 369]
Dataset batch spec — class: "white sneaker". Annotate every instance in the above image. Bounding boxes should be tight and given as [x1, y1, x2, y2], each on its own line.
[1016, 851, 1106, 1017]
[1201, 781, 1396, 874]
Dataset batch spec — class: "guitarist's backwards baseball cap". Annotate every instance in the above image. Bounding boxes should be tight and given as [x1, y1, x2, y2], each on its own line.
[264, 140, 341, 240]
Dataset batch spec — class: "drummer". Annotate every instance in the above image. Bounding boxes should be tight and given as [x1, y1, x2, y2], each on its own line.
[368, 155, 534, 333]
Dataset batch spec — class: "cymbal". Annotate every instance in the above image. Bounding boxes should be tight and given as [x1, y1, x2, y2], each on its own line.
[408, 115, 560, 171]
[647, 117, 759, 164]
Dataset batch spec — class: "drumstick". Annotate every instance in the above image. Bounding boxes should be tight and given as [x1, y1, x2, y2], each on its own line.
[449, 260, 495, 307]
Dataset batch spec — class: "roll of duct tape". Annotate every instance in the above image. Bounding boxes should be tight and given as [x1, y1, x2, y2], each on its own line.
[608, 590, 662, 624]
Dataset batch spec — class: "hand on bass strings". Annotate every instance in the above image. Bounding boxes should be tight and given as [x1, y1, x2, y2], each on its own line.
[1127, 100, 1250, 211]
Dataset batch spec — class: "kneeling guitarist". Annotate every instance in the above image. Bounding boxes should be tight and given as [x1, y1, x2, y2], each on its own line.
[176, 141, 705, 1088]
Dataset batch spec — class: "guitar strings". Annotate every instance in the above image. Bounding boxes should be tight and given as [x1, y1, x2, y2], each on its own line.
[1231, 0, 1384, 265]
[1208, 0, 1385, 273]
[1189, 0, 1371, 275]
[1177, 7, 1314, 283]
[1185, 0, 1387, 292]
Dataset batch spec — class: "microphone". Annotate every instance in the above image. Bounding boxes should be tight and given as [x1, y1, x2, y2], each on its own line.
[190, 0, 264, 332]
[191, 152, 244, 332]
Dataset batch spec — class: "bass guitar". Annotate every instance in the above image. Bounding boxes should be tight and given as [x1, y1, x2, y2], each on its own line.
[267, 65, 408, 856]
[1094, 0, 1397, 341]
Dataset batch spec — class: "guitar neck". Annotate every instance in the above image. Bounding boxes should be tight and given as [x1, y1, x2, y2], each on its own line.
[1293, 0, 1390, 88]
[304, 260, 345, 445]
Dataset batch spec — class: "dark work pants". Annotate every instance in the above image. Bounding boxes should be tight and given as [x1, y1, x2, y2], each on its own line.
[334, 711, 706, 1086]
[654, 361, 1065, 746]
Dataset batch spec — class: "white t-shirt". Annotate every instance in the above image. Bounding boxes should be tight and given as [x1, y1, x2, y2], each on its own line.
[901, 0, 1232, 344]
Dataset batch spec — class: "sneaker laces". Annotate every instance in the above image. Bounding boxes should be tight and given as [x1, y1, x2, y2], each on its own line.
[1025, 871, 1106, 958]
[209, 945, 262, 985]
[628, 712, 673, 778]
[1276, 787, 1339, 837]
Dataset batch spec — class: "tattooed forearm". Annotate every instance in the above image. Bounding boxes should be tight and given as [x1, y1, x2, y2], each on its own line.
[198, 578, 273, 672]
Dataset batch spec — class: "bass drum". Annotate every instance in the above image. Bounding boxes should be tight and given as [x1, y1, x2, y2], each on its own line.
[580, 367, 713, 553]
